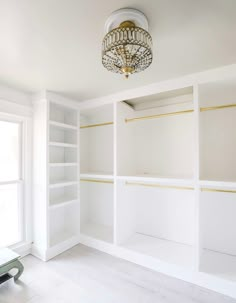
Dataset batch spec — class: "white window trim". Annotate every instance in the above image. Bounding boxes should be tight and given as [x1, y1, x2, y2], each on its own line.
[0, 110, 32, 256]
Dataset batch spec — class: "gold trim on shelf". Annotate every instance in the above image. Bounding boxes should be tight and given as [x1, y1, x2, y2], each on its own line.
[201, 187, 236, 194]
[80, 122, 113, 129]
[80, 178, 113, 184]
[200, 103, 236, 112]
[126, 181, 194, 191]
[125, 109, 194, 123]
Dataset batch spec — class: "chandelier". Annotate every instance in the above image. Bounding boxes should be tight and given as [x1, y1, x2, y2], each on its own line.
[102, 8, 153, 79]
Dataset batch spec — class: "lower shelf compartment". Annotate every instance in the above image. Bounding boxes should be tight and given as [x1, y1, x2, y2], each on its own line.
[81, 222, 113, 243]
[200, 249, 236, 282]
[121, 233, 195, 270]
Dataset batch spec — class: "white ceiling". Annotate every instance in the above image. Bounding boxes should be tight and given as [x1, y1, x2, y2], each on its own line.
[0, 0, 236, 101]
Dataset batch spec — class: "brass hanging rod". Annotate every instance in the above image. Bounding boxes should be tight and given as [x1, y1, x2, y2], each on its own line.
[200, 103, 236, 112]
[126, 181, 194, 191]
[80, 121, 113, 129]
[201, 188, 236, 194]
[125, 109, 194, 123]
[80, 178, 113, 184]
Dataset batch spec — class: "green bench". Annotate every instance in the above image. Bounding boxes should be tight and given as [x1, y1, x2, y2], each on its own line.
[0, 248, 24, 284]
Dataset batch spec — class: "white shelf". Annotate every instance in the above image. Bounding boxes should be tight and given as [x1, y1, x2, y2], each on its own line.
[122, 233, 195, 269]
[81, 223, 113, 243]
[49, 120, 77, 130]
[199, 180, 236, 190]
[49, 181, 78, 189]
[117, 174, 194, 186]
[80, 172, 114, 180]
[50, 162, 77, 167]
[50, 231, 78, 247]
[50, 198, 78, 210]
[49, 142, 77, 148]
[200, 249, 236, 282]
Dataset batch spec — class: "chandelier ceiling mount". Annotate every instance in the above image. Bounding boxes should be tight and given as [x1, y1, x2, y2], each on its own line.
[102, 8, 153, 79]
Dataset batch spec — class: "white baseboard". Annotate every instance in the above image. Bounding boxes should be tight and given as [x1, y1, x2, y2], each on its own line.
[31, 236, 80, 261]
[80, 235, 236, 300]
[10, 241, 32, 258]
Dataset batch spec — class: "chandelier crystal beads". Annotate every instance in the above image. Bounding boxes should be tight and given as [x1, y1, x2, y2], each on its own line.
[102, 9, 153, 79]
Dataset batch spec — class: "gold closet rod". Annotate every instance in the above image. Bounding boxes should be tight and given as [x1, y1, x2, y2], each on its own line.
[80, 121, 113, 129]
[126, 181, 194, 191]
[200, 103, 236, 112]
[80, 178, 113, 184]
[201, 188, 236, 194]
[125, 109, 194, 123]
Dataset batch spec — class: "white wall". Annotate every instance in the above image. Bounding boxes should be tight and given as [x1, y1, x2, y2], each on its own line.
[0, 83, 32, 116]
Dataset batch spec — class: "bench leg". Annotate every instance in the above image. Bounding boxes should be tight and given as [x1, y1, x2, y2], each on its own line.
[0, 260, 24, 282]
[12, 260, 24, 281]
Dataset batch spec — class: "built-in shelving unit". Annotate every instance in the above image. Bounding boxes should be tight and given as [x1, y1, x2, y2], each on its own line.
[78, 76, 236, 299]
[49, 102, 79, 251]
[33, 93, 80, 260]
[33, 67, 236, 299]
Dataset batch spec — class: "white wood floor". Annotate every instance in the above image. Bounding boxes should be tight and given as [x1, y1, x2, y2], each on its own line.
[0, 244, 235, 303]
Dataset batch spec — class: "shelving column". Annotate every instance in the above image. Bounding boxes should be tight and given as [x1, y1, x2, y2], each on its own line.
[113, 102, 118, 245]
[32, 92, 80, 261]
[193, 83, 201, 271]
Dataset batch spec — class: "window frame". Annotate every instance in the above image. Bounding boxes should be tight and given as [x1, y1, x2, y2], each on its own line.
[0, 111, 32, 250]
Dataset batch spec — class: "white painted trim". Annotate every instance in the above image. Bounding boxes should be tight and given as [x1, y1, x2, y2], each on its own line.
[10, 241, 32, 258]
[193, 83, 201, 271]
[113, 102, 117, 245]
[0, 112, 32, 252]
[31, 244, 47, 261]
[45, 236, 80, 260]
[32, 236, 80, 261]
[22, 117, 33, 247]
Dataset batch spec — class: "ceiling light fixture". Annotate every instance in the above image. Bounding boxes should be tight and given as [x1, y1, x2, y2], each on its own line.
[102, 8, 153, 79]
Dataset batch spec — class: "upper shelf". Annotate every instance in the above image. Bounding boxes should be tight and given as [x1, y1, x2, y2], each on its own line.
[49, 142, 77, 148]
[80, 172, 114, 180]
[49, 120, 77, 130]
[117, 175, 194, 186]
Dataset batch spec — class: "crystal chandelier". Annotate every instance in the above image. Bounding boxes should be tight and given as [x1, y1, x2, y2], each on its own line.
[102, 8, 153, 79]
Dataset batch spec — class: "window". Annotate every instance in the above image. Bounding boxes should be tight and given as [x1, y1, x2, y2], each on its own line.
[0, 119, 23, 247]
